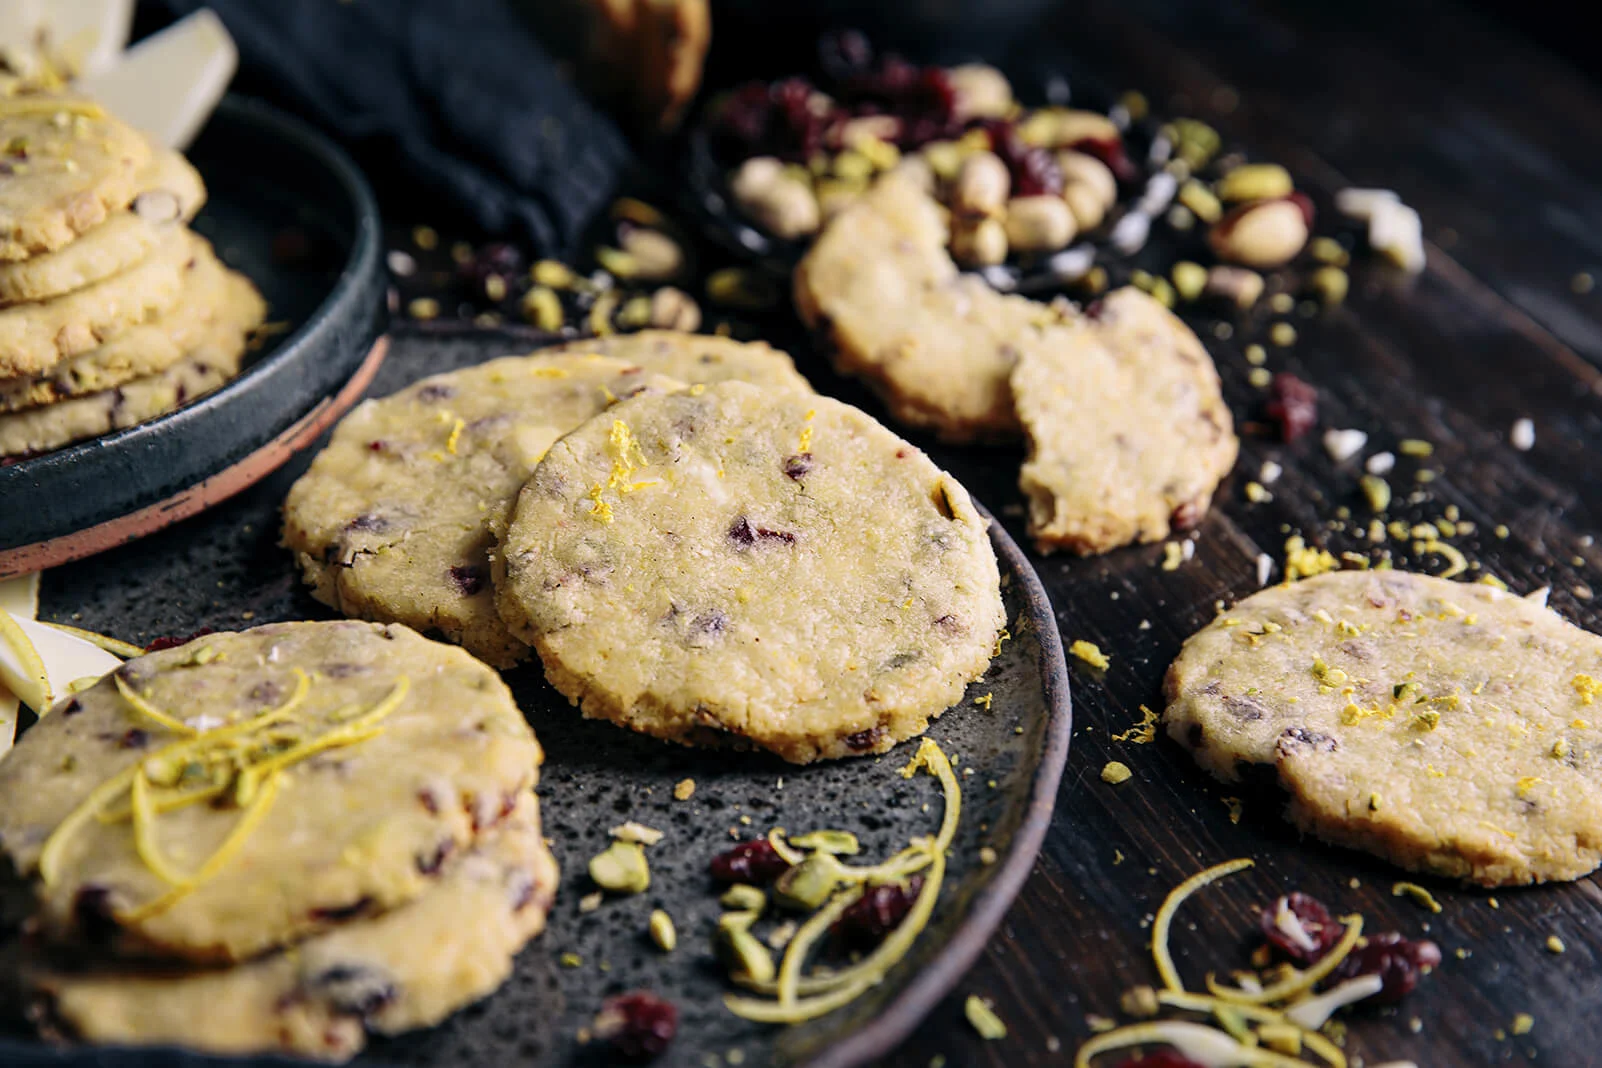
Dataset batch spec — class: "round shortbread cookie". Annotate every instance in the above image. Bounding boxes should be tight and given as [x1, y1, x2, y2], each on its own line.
[30, 795, 558, 1061]
[497, 381, 1005, 763]
[0, 148, 207, 306]
[0, 241, 257, 413]
[541, 329, 814, 394]
[0, 292, 257, 458]
[1164, 570, 1602, 886]
[1013, 286, 1238, 555]
[794, 172, 1048, 442]
[0, 223, 197, 380]
[0, 621, 544, 961]
[282, 354, 685, 668]
[0, 96, 153, 262]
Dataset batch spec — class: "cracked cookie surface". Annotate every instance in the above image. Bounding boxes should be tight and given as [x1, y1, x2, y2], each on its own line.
[497, 380, 1005, 763]
[282, 353, 684, 667]
[1164, 570, 1602, 886]
[541, 329, 813, 394]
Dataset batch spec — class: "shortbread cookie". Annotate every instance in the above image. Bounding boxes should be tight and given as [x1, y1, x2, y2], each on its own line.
[0, 95, 152, 261]
[0, 621, 543, 961]
[1013, 286, 1237, 554]
[0, 148, 206, 305]
[497, 381, 1005, 763]
[31, 796, 558, 1062]
[0, 243, 259, 413]
[0, 224, 196, 379]
[794, 172, 1049, 441]
[543, 329, 813, 394]
[282, 354, 684, 668]
[1164, 570, 1602, 886]
[0, 306, 252, 457]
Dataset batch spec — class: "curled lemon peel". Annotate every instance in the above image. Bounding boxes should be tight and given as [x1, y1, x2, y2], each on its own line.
[113, 674, 196, 736]
[1155, 991, 1347, 1068]
[1204, 916, 1364, 1005]
[1152, 858, 1255, 992]
[0, 606, 51, 711]
[40, 622, 144, 660]
[39, 766, 138, 886]
[130, 772, 190, 887]
[1073, 1020, 1312, 1068]
[777, 883, 864, 1008]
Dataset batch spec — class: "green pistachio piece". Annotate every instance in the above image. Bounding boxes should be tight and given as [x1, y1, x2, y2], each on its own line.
[649, 909, 676, 952]
[719, 884, 767, 913]
[773, 854, 842, 911]
[788, 830, 861, 856]
[717, 917, 776, 985]
[588, 840, 650, 895]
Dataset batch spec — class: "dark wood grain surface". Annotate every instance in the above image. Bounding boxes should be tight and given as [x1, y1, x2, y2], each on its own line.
[877, 1, 1602, 1064]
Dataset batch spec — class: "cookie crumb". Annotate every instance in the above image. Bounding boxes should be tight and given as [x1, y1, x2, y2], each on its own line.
[965, 996, 1007, 1040]
[674, 779, 696, 801]
[579, 892, 603, 913]
[1511, 1013, 1534, 1036]
[1101, 761, 1133, 785]
[979, 846, 998, 865]
[1070, 639, 1111, 669]
[1546, 934, 1566, 954]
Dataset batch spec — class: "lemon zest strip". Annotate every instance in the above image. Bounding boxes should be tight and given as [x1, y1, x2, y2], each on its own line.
[1073, 1020, 1311, 1068]
[130, 772, 190, 886]
[40, 622, 144, 659]
[777, 884, 865, 1008]
[1204, 915, 1363, 1005]
[0, 606, 51, 711]
[1155, 991, 1347, 1068]
[113, 674, 197, 736]
[39, 766, 138, 885]
[1152, 857, 1255, 992]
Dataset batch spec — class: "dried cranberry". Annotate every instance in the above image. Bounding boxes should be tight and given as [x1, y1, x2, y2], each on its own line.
[1116, 1053, 1208, 1068]
[1334, 931, 1442, 1003]
[1259, 893, 1344, 964]
[1265, 373, 1319, 442]
[832, 876, 923, 952]
[144, 627, 216, 653]
[782, 453, 813, 480]
[983, 119, 1064, 197]
[447, 565, 487, 596]
[710, 839, 792, 884]
[594, 991, 677, 1061]
[1071, 135, 1138, 183]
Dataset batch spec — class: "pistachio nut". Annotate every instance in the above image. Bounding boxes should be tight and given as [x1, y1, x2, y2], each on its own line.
[1215, 162, 1295, 203]
[788, 830, 861, 856]
[1208, 197, 1309, 268]
[609, 821, 665, 846]
[521, 284, 564, 331]
[921, 140, 965, 182]
[832, 149, 874, 182]
[1177, 178, 1222, 224]
[731, 156, 820, 239]
[648, 909, 677, 952]
[1055, 150, 1117, 211]
[717, 912, 776, 984]
[619, 228, 683, 282]
[1310, 265, 1349, 305]
[588, 840, 649, 894]
[1004, 195, 1077, 253]
[730, 155, 784, 201]
[1018, 107, 1119, 150]
[1062, 182, 1107, 232]
[952, 150, 1010, 217]
[951, 216, 1008, 267]
[617, 295, 652, 330]
[947, 63, 1014, 121]
[648, 286, 700, 332]
[719, 883, 767, 912]
[1204, 265, 1265, 309]
[1171, 261, 1208, 302]
[773, 854, 843, 911]
[839, 114, 902, 151]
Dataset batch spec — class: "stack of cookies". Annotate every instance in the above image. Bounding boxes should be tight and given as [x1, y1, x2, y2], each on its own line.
[0, 93, 265, 460]
[0, 620, 557, 1060]
[284, 330, 1007, 764]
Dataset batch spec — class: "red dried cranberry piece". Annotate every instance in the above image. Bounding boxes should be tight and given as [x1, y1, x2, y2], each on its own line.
[1071, 135, 1139, 183]
[1265, 373, 1318, 442]
[1259, 892, 1343, 964]
[1117, 1053, 1208, 1068]
[448, 565, 487, 596]
[710, 839, 792, 884]
[983, 119, 1064, 197]
[144, 627, 216, 653]
[595, 991, 677, 1061]
[1333, 931, 1442, 1002]
[831, 875, 923, 952]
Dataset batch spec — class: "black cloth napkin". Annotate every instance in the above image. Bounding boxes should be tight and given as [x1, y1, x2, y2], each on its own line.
[161, 0, 633, 256]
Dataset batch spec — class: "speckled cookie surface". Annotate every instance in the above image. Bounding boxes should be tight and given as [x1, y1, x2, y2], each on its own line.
[0, 300, 254, 457]
[794, 173, 1048, 442]
[1013, 286, 1237, 555]
[497, 381, 1005, 763]
[0, 621, 543, 961]
[0, 224, 196, 379]
[542, 329, 814, 394]
[0, 148, 206, 305]
[0, 97, 152, 262]
[31, 796, 558, 1062]
[1164, 570, 1602, 886]
[282, 354, 685, 668]
[0, 241, 260, 413]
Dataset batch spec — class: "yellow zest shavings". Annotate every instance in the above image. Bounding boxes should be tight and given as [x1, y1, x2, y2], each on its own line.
[965, 995, 1008, 1039]
[1161, 542, 1184, 571]
[1284, 536, 1338, 581]
[1573, 674, 1601, 705]
[1416, 537, 1468, 579]
[1113, 705, 1160, 744]
[973, 692, 993, 710]
[40, 622, 144, 660]
[445, 417, 465, 455]
[1399, 438, 1434, 457]
[797, 409, 816, 453]
[993, 627, 1011, 656]
[1205, 916, 1363, 1005]
[587, 419, 657, 522]
[129, 771, 191, 886]
[1101, 761, 1133, 785]
[1074, 1020, 1312, 1068]
[1515, 776, 1543, 798]
[1392, 881, 1443, 913]
[530, 365, 570, 378]
[114, 674, 198, 736]
[1071, 639, 1110, 669]
[0, 606, 51, 711]
[1152, 858, 1255, 992]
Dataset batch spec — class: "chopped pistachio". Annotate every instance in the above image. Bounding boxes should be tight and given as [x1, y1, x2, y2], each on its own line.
[1148, 277, 1177, 308]
[1360, 474, 1392, 513]
[1269, 322, 1297, 347]
[1399, 438, 1434, 457]
[1177, 179, 1222, 224]
[978, 846, 998, 865]
[609, 821, 665, 846]
[1119, 985, 1160, 1018]
[773, 854, 843, 910]
[789, 829, 861, 856]
[1245, 481, 1271, 503]
[1269, 292, 1296, 314]
[1311, 265, 1349, 305]
[1216, 163, 1294, 203]
[560, 951, 582, 968]
[588, 840, 650, 894]
[531, 259, 577, 288]
[673, 777, 696, 801]
[1070, 639, 1110, 669]
[521, 285, 563, 331]
[964, 995, 1008, 1040]
[1244, 343, 1267, 366]
[1248, 367, 1272, 388]
[720, 884, 767, 912]
[1101, 761, 1133, 785]
[1309, 236, 1350, 265]
[406, 297, 440, 321]
[649, 909, 677, 952]
[618, 295, 653, 329]
[579, 891, 603, 913]
[1512, 1013, 1534, 1036]
[411, 225, 438, 250]
[1171, 261, 1207, 302]
[718, 913, 776, 984]
[1546, 934, 1566, 954]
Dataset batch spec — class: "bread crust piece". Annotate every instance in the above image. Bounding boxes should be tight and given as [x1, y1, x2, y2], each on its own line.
[1012, 286, 1238, 554]
[1164, 570, 1602, 886]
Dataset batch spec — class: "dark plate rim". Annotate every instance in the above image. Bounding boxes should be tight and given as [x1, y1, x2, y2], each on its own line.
[0, 94, 384, 545]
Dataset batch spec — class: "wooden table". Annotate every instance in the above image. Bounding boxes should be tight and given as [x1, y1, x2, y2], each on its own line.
[876, 1, 1602, 1064]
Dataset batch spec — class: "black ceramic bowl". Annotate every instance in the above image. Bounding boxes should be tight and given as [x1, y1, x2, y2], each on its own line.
[0, 94, 385, 576]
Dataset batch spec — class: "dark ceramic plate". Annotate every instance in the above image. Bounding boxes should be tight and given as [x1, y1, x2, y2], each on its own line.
[0, 95, 386, 577]
[1, 328, 1072, 1068]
